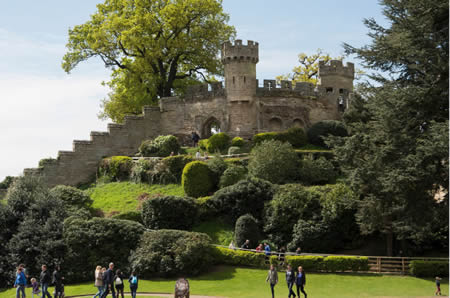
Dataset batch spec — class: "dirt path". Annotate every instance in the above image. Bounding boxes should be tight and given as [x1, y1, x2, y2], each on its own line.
[68, 292, 225, 298]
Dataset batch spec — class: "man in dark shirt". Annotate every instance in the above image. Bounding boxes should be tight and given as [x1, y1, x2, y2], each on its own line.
[52, 265, 64, 298]
[101, 262, 116, 298]
[241, 239, 250, 249]
[40, 264, 52, 298]
[191, 132, 200, 147]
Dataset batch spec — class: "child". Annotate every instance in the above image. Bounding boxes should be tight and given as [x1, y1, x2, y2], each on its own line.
[128, 271, 138, 298]
[435, 276, 442, 296]
[31, 278, 41, 298]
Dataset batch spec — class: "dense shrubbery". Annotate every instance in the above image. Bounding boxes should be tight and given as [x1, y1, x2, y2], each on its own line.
[198, 139, 208, 151]
[219, 165, 247, 188]
[129, 230, 213, 277]
[252, 127, 307, 148]
[49, 185, 93, 211]
[0, 176, 15, 189]
[111, 210, 143, 223]
[141, 196, 197, 230]
[63, 217, 144, 282]
[38, 157, 57, 168]
[130, 158, 178, 185]
[285, 255, 369, 272]
[231, 137, 245, 147]
[252, 132, 278, 144]
[207, 156, 228, 188]
[299, 157, 337, 185]
[99, 156, 133, 181]
[139, 135, 181, 157]
[234, 214, 261, 248]
[182, 161, 214, 198]
[227, 146, 241, 155]
[248, 140, 300, 184]
[409, 260, 449, 277]
[307, 120, 347, 148]
[210, 177, 274, 223]
[161, 155, 194, 182]
[207, 132, 231, 153]
[211, 246, 266, 267]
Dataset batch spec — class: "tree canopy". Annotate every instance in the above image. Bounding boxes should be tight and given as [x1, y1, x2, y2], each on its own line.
[62, 0, 235, 122]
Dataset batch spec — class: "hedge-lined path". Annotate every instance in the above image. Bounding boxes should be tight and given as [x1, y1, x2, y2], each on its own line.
[69, 293, 225, 298]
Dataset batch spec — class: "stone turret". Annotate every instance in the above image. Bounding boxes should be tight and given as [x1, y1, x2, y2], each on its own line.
[221, 39, 259, 102]
[318, 60, 354, 92]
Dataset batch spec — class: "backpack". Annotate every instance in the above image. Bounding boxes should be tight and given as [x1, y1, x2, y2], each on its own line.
[131, 276, 137, 284]
[115, 277, 122, 285]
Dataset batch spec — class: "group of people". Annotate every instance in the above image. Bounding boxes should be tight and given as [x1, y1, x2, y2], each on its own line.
[14, 264, 64, 298]
[93, 263, 139, 298]
[266, 264, 307, 298]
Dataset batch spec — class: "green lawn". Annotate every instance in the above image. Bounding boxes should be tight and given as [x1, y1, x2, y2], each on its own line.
[2, 266, 447, 297]
[86, 182, 184, 215]
[193, 219, 234, 245]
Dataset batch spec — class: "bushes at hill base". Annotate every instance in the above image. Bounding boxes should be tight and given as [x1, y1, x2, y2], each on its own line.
[227, 146, 241, 155]
[99, 156, 133, 181]
[141, 196, 197, 230]
[139, 135, 181, 157]
[409, 260, 449, 277]
[49, 185, 93, 211]
[207, 156, 228, 187]
[231, 137, 245, 147]
[234, 214, 261, 248]
[210, 177, 274, 223]
[182, 161, 214, 198]
[248, 140, 300, 184]
[298, 157, 337, 185]
[211, 246, 266, 267]
[129, 230, 213, 277]
[63, 217, 144, 282]
[161, 155, 194, 182]
[307, 120, 348, 148]
[206, 132, 231, 153]
[219, 165, 247, 188]
[253, 127, 307, 148]
[130, 159, 177, 185]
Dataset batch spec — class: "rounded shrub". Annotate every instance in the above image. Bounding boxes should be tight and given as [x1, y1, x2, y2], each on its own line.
[248, 140, 300, 184]
[231, 137, 245, 147]
[227, 146, 241, 155]
[112, 211, 143, 224]
[299, 157, 337, 185]
[139, 135, 181, 157]
[182, 161, 214, 198]
[307, 120, 348, 148]
[198, 139, 208, 151]
[49, 185, 93, 209]
[207, 156, 228, 187]
[129, 229, 213, 277]
[219, 165, 247, 188]
[278, 127, 308, 148]
[206, 132, 231, 153]
[141, 196, 197, 230]
[252, 132, 278, 144]
[161, 155, 194, 182]
[234, 214, 261, 249]
[98, 156, 133, 181]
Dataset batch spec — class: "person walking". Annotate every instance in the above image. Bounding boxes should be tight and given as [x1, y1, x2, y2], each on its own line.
[14, 267, 27, 298]
[286, 264, 296, 298]
[435, 276, 442, 296]
[19, 264, 30, 287]
[114, 269, 124, 298]
[295, 266, 307, 298]
[40, 265, 52, 298]
[100, 263, 116, 298]
[265, 264, 278, 298]
[52, 265, 64, 298]
[93, 266, 104, 298]
[128, 271, 138, 298]
[191, 132, 200, 147]
[31, 277, 41, 298]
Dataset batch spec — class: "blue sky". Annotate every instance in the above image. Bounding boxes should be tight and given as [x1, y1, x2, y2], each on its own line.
[0, 0, 387, 181]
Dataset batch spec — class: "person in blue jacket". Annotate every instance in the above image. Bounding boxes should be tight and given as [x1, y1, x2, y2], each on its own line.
[295, 266, 307, 298]
[128, 271, 138, 298]
[14, 267, 27, 298]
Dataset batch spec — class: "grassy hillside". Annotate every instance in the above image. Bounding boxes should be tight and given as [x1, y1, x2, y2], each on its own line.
[193, 219, 234, 245]
[1, 266, 447, 297]
[86, 182, 184, 216]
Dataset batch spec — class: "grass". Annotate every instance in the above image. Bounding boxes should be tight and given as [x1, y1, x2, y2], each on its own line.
[85, 182, 184, 215]
[192, 219, 234, 245]
[2, 266, 447, 297]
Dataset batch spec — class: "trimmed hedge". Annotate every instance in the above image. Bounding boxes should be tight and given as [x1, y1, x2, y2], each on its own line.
[211, 246, 266, 267]
[227, 146, 241, 155]
[409, 260, 449, 277]
[161, 155, 194, 182]
[252, 127, 307, 148]
[198, 139, 208, 151]
[231, 137, 245, 147]
[252, 132, 278, 144]
[182, 161, 214, 198]
[207, 132, 231, 153]
[139, 135, 181, 157]
[98, 156, 133, 181]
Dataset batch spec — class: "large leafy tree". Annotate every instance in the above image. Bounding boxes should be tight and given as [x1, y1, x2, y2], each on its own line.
[62, 0, 235, 122]
[331, 0, 448, 256]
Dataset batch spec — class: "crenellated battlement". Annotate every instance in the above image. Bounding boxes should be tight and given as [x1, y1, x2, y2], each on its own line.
[221, 39, 259, 64]
[256, 79, 324, 97]
[318, 60, 354, 78]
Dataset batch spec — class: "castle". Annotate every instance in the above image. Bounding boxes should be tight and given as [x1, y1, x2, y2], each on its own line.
[24, 39, 354, 187]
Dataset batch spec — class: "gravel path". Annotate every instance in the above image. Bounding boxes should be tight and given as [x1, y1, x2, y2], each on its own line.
[68, 292, 225, 298]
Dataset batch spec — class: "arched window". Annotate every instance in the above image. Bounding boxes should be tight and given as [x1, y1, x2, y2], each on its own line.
[268, 117, 282, 131]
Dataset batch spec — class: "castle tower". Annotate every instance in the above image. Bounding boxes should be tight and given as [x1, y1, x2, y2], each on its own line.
[221, 39, 259, 102]
[318, 60, 354, 93]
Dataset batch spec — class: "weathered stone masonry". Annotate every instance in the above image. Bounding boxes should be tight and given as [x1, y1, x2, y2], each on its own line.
[24, 39, 354, 187]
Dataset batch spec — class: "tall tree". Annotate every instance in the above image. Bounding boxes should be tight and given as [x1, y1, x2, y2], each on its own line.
[62, 0, 235, 123]
[330, 0, 448, 256]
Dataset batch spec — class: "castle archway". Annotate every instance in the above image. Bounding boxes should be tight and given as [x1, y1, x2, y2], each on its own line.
[202, 117, 221, 138]
[292, 119, 304, 128]
[268, 117, 283, 131]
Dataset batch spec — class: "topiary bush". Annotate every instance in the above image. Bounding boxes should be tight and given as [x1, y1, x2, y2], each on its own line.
[206, 132, 231, 153]
[248, 140, 300, 184]
[198, 139, 208, 151]
[299, 157, 338, 185]
[234, 214, 261, 249]
[98, 156, 133, 181]
[211, 246, 266, 267]
[210, 177, 274, 223]
[277, 127, 308, 148]
[161, 155, 194, 182]
[139, 135, 181, 157]
[219, 165, 247, 188]
[129, 229, 213, 277]
[231, 137, 245, 147]
[141, 196, 197, 230]
[307, 120, 348, 148]
[207, 156, 228, 188]
[252, 132, 278, 144]
[49, 185, 93, 212]
[227, 146, 241, 155]
[409, 260, 449, 277]
[182, 161, 214, 198]
[111, 211, 143, 224]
